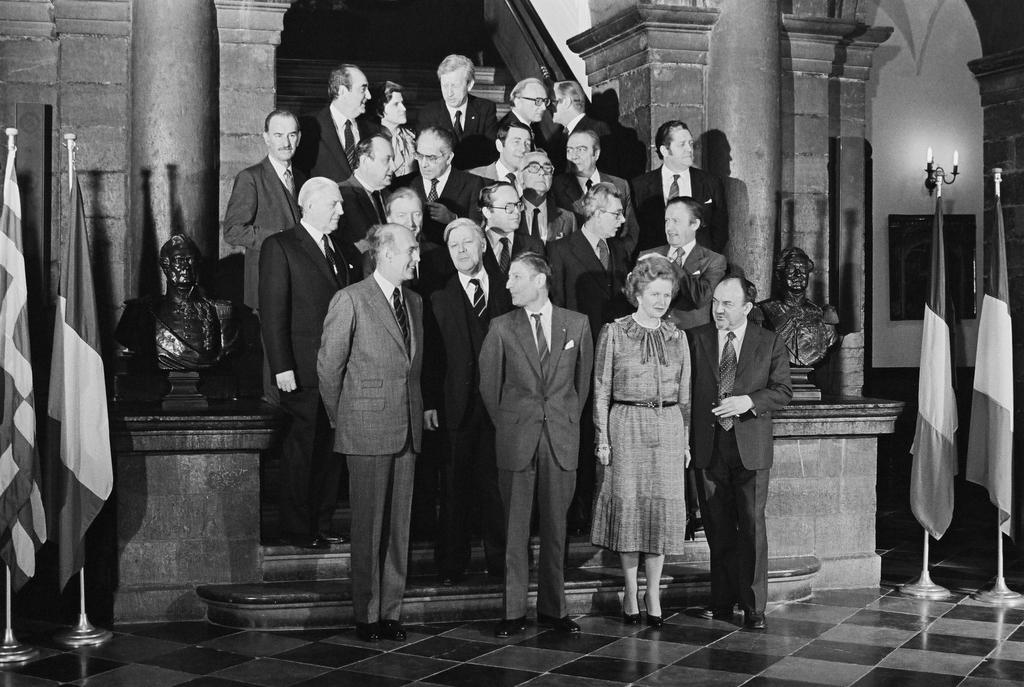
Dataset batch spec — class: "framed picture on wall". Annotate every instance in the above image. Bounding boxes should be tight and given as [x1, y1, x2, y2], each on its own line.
[888, 214, 976, 321]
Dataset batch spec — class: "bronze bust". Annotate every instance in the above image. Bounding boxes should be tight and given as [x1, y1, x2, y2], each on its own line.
[757, 247, 838, 367]
[116, 234, 238, 371]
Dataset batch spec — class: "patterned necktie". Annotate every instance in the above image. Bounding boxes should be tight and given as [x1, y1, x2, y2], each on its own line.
[344, 120, 356, 167]
[393, 287, 409, 348]
[668, 174, 680, 201]
[469, 278, 486, 318]
[531, 208, 541, 241]
[597, 238, 610, 271]
[718, 331, 737, 430]
[283, 167, 294, 195]
[498, 237, 511, 274]
[322, 235, 339, 277]
[453, 110, 464, 141]
[674, 247, 686, 267]
[427, 178, 439, 203]
[372, 190, 386, 222]
[532, 312, 549, 369]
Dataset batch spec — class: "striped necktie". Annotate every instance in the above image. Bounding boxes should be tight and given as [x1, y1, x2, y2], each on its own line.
[469, 278, 486, 318]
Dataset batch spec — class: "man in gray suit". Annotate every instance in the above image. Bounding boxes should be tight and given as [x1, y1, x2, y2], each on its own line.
[318, 223, 424, 643]
[479, 252, 593, 638]
[518, 150, 576, 244]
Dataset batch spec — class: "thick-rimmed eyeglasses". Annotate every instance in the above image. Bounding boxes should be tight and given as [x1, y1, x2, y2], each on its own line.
[598, 208, 624, 220]
[486, 201, 525, 214]
[517, 96, 550, 107]
[413, 151, 447, 164]
[522, 162, 554, 175]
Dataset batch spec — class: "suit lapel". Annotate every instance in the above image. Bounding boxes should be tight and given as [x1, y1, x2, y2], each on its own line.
[260, 158, 300, 224]
[735, 323, 760, 385]
[404, 286, 419, 362]
[317, 108, 349, 173]
[366, 279, 409, 355]
[512, 309, 544, 380]
[569, 231, 610, 295]
[546, 307, 567, 380]
[701, 326, 720, 383]
[296, 226, 341, 288]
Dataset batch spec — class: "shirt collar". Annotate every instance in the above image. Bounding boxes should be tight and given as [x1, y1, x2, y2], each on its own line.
[671, 239, 697, 259]
[329, 102, 353, 130]
[661, 164, 687, 186]
[373, 270, 401, 299]
[446, 102, 467, 121]
[425, 166, 452, 193]
[300, 219, 327, 245]
[565, 112, 585, 133]
[457, 267, 488, 292]
[267, 155, 290, 178]
[524, 298, 553, 319]
[719, 319, 749, 353]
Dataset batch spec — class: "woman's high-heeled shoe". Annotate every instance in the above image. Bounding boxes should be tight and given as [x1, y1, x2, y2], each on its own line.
[644, 592, 664, 627]
[622, 611, 641, 625]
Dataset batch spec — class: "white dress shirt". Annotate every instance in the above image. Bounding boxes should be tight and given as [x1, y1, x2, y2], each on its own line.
[422, 165, 452, 198]
[458, 268, 489, 304]
[267, 155, 293, 190]
[301, 219, 330, 258]
[661, 165, 692, 200]
[717, 319, 748, 362]
[669, 239, 697, 266]
[524, 299, 553, 351]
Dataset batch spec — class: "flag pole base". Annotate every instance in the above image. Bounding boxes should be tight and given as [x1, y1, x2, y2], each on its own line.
[0, 629, 38, 664]
[900, 573, 951, 599]
[53, 616, 112, 648]
[973, 580, 1024, 606]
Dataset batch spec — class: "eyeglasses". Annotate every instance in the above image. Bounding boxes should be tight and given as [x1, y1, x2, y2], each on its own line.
[567, 146, 593, 155]
[413, 151, 447, 164]
[598, 208, 624, 220]
[522, 162, 554, 175]
[486, 201, 525, 214]
[517, 96, 550, 107]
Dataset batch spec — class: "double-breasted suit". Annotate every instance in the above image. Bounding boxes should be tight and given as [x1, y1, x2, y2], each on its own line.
[479, 305, 593, 619]
[631, 166, 728, 253]
[318, 276, 424, 624]
[689, 321, 792, 615]
[641, 244, 727, 330]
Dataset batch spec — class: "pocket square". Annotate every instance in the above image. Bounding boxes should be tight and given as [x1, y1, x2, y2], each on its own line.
[704, 198, 713, 204]
[693, 270, 701, 276]
[563, 339, 575, 351]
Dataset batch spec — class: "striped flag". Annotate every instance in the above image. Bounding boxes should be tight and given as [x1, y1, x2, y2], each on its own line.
[966, 190, 1014, 537]
[45, 177, 113, 590]
[909, 193, 958, 540]
[0, 138, 46, 589]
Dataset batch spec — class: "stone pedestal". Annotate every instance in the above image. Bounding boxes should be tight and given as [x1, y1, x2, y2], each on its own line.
[771, 397, 903, 588]
[111, 400, 281, 621]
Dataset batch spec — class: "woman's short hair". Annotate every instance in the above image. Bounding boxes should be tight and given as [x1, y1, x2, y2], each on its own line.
[373, 80, 404, 119]
[624, 254, 680, 307]
[581, 181, 622, 220]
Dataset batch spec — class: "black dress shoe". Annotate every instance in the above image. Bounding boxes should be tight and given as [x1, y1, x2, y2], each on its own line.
[495, 617, 527, 638]
[317, 531, 346, 545]
[622, 611, 641, 625]
[744, 611, 766, 630]
[379, 619, 406, 641]
[646, 613, 664, 628]
[699, 606, 734, 621]
[280, 535, 321, 550]
[355, 622, 380, 642]
[537, 614, 580, 633]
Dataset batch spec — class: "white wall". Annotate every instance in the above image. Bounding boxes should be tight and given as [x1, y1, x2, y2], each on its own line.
[530, 0, 591, 92]
[865, 0, 983, 367]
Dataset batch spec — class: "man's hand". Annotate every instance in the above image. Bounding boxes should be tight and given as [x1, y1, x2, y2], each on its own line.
[276, 370, 297, 392]
[426, 202, 456, 225]
[596, 445, 611, 466]
[683, 447, 692, 468]
[424, 409, 439, 431]
[712, 394, 753, 418]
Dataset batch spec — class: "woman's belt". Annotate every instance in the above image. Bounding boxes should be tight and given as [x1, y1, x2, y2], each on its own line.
[613, 400, 677, 408]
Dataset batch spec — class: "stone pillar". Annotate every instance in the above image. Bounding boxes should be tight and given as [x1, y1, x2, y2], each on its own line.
[128, 0, 220, 297]
[706, 0, 780, 294]
[215, 0, 290, 259]
[568, 5, 719, 167]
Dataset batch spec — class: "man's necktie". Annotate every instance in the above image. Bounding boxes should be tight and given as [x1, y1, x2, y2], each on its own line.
[532, 312, 549, 369]
[283, 167, 294, 195]
[506, 172, 517, 187]
[344, 120, 356, 168]
[668, 174, 680, 201]
[427, 178, 439, 203]
[718, 331, 737, 430]
[531, 207, 541, 241]
[453, 110, 464, 141]
[498, 237, 511, 274]
[393, 287, 409, 348]
[372, 190, 386, 223]
[322, 235, 339, 279]
[674, 247, 686, 267]
[585, 178, 593, 193]
[469, 278, 486, 318]
[597, 238, 610, 271]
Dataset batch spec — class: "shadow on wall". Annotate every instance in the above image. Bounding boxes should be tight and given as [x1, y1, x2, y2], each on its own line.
[589, 89, 646, 180]
[701, 128, 749, 277]
[137, 168, 161, 300]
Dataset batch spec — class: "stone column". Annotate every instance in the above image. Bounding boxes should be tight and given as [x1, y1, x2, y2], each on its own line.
[706, 0, 780, 295]
[128, 0, 220, 297]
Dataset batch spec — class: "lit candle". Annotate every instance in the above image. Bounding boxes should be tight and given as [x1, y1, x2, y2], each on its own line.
[952, 150, 959, 167]
[926, 147, 933, 165]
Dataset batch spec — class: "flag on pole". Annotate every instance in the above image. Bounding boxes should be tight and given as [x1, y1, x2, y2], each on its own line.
[45, 176, 113, 590]
[966, 187, 1014, 538]
[0, 135, 46, 589]
[910, 192, 958, 540]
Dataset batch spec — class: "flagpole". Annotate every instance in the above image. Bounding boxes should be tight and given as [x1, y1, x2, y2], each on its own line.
[51, 132, 112, 648]
[0, 566, 37, 663]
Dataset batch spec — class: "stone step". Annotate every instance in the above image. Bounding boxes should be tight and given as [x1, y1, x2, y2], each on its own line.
[198, 555, 820, 630]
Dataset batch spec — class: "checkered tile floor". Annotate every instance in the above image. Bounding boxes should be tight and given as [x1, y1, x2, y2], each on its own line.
[5, 507, 1024, 686]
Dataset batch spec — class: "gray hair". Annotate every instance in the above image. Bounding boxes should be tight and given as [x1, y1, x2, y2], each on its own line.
[443, 217, 485, 244]
[437, 54, 475, 83]
[298, 177, 339, 208]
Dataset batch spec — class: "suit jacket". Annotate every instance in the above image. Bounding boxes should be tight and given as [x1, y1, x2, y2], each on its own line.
[222, 158, 304, 310]
[258, 225, 358, 389]
[294, 107, 378, 182]
[689, 322, 792, 470]
[547, 230, 632, 344]
[338, 176, 386, 244]
[641, 244, 727, 330]
[423, 266, 512, 429]
[391, 168, 486, 245]
[416, 95, 498, 170]
[545, 114, 612, 174]
[550, 171, 639, 256]
[518, 196, 577, 244]
[479, 305, 593, 471]
[318, 277, 424, 455]
[631, 166, 728, 253]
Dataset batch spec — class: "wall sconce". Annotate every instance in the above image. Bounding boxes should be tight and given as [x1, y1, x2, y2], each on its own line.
[925, 147, 959, 195]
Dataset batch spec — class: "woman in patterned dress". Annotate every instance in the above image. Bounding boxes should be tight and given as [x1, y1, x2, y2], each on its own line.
[375, 81, 417, 177]
[591, 254, 691, 627]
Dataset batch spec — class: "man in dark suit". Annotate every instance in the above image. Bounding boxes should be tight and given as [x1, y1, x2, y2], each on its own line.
[318, 223, 424, 643]
[632, 120, 728, 253]
[518, 150, 576, 244]
[259, 177, 359, 551]
[391, 126, 485, 246]
[547, 181, 632, 534]
[415, 54, 498, 170]
[640, 196, 727, 330]
[480, 252, 593, 638]
[690, 276, 792, 630]
[338, 135, 394, 251]
[223, 109, 305, 312]
[480, 181, 544, 279]
[549, 80, 611, 174]
[552, 130, 639, 255]
[498, 77, 554, 160]
[294, 64, 376, 183]
[423, 218, 511, 585]
[468, 121, 533, 192]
